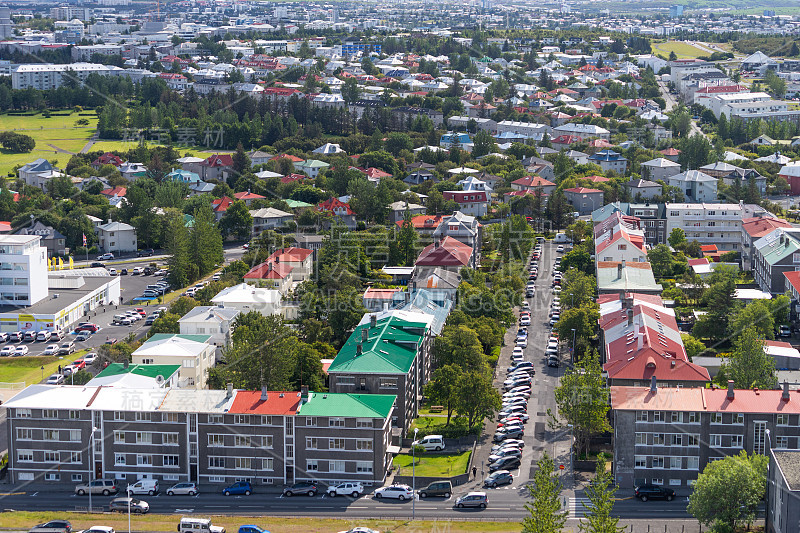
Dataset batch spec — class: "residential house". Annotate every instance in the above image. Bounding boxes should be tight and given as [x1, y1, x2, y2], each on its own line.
[553, 123, 610, 140]
[597, 261, 662, 295]
[263, 247, 314, 283]
[388, 201, 426, 225]
[595, 223, 647, 264]
[167, 169, 202, 186]
[700, 162, 767, 196]
[295, 160, 330, 178]
[178, 305, 240, 352]
[91, 152, 122, 170]
[199, 154, 234, 182]
[210, 283, 284, 318]
[641, 158, 681, 181]
[564, 187, 604, 216]
[243, 261, 294, 294]
[119, 162, 146, 181]
[768, 450, 800, 533]
[668, 171, 718, 203]
[441, 190, 490, 217]
[403, 170, 436, 186]
[249, 207, 294, 236]
[97, 221, 137, 254]
[17, 221, 66, 257]
[363, 287, 402, 312]
[248, 150, 273, 167]
[415, 236, 475, 272]
[87, 363, 181, 389]
[132, 333, 215, 389]
[511, 175, 556, 196]
[626, 179, 663, 201]
[432, 211, 482, 267]
[317, 198, 357, 229]
[588, 150, 628, 174]
[741, 216, 793, 271]
[397, 214, 444, 236]
[18, 159, 64, 190]
[753, 228, 800, 294]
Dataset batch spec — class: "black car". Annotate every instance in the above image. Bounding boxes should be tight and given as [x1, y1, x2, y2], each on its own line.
[120, 268, 128, 275]
[29, 520, 72, 533]
[143, 266, 153, 275]
[634, 484, 675, 502]
[489, 456, 521, 472]
[90, 262, 105, 268]
[282, 482, 317, 497]
[137, 249, 155, 257]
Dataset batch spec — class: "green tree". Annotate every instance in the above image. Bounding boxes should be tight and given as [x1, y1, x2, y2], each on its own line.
[522, 452, 568, 533]
[397, 208, 418, 266]
[341, 77, 361, 104]
[231, 142, 251, 177]
[384, 132, 412, 157]
[579, 458, 623, 533]
[219, 199, 252, 241]
[681, 333, 707, 359]
[453, 370, 500, 429]
[424, 364, 462, 425]
[471, 130, 497, 158]
[165, 211, 190, 288]
[667, 227, 686, 248]
[432, 324, 486, 371]
[291, 343, 327, 392]
[647, 243, 674, 278]
[729, 300, 775, 341]
[149, 312, 180, 335]
[687, 451, 767, 531]
[559, 246, 593, 276]
[189, 205, 223, 277]
[553, 353, 610, 458]
[718, 326, 778, 389]
[559, 269, 596, 310]
[554, 303, 599, 355]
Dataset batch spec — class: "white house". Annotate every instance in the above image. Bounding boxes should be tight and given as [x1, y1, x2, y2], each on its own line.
[667, 170, 718, 203]
[178, 305, 240, 353]
[97, 221, 137, 253]
[131, 334, 216, 389]
[210, 283, 284, 317]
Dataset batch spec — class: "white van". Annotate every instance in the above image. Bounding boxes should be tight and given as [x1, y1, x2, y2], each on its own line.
[554, 233, 572, 244]
[177, 518, 225, 533]
[412, 434, 445, 452]
[127, 478, 159, 495]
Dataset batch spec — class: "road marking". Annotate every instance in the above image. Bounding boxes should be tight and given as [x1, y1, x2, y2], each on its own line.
[0, 491, 26, 496]
[30, 492, 37, 497]
[174, 508, 194, 513]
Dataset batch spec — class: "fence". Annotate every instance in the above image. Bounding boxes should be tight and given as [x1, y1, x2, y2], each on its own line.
[0, 381, 25, 389]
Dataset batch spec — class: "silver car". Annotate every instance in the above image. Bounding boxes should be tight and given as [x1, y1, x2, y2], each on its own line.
[166, 482, 198, 496]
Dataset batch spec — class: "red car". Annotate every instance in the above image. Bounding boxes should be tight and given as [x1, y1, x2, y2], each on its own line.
[135, 308, 147, 317]
[71, 359, 86, 370]
[75, 324, 99, 333]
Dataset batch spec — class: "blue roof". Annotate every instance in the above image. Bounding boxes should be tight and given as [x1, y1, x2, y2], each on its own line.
[168, 169, 201, 184]
[589, 149, 626, 162]
[440, 133, 471, 144]
[393, 289, 452, 335]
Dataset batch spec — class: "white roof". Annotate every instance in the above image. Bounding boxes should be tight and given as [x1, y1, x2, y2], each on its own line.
[765, 343, 800, 359]
[87, 373, 168, 389]
[178, 305, 240, 324]
[132, 336, 211, 358]
[255, 170, 283, 179]
[357, 309, 434, 328]
[733, 288, 772, 300]
[211, 283, 282, 305]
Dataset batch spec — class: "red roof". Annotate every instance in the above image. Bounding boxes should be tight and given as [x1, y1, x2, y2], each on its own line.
[364, 287, 400, 300]
[281, 174, 307, 184]
[276, 154, 304, 163]
[212, 196, 234, 213]
[234, 191, 266, 201]
[581, 175, 610, 183]
[784, 271, 800, 296]
[266, 247, 313, 264]
[101, 186, 127, 197]
[595, 228, 646, 255]
[742, 216, 792, 239]
[511, 175, 555, 188]
[589, 139, 613, 148]
[243, 261, 294, 280]
[687, 258, 710, 267]
[228, 390, 300, 415]
[564, 187, 602, 194]
[660, 148, 681, 156]
[552, 134, 582, 144]
[93, 152, 122, 167]
[317, 197, 355, 216]
[611, 386, 800, 414]
[700, 244, 718, 253]
[396, 214, 444, 230]
[442, 191, 490, 203]
[694, 84, 748, 95]
[415, 236, 473, 267]
[0, 221, 12, 233]
[202, 154, 234, 168]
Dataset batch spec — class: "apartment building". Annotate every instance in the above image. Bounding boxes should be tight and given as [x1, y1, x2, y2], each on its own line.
[667, 171, 717, 203]
[752, 228, 800, 294]
[328, 312, 432, 436]
[4, 385, 395, 487]
[131, 334, 216, 389]
[611, 382, 800, 489]
[0, 235, 48, 307]
[178, 306, 240, 352]
[722, 99, 791, 122]
[11, 63, 124, 90]
[432, 211, 482, 267]
[741, 216, 792, 271]
[665, 203, 743, 252]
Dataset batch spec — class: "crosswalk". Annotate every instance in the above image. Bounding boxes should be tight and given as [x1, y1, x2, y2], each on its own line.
[569, 497, 591, 518]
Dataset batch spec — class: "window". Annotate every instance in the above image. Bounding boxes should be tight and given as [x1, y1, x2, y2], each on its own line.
[730, 435, 743, 448]
[379, 378, 398, 389]
[710, 434, 722, 447]
[652, 457, 665, 468]
[43, 429, 58, 441]
[17, 450, 33, 462]
[163, 433, 179, 445]
[688, 457, 699, 470]
[69, 410, 80, 420]
[136, 432, 152, 444]
[307, 460, 318, 471]
[115, 453, 126, 466]
[208, 457, 225, 469]
[329, 418, 344, 428]
[652, 478, 664, 485]
[262, 436, 274, 449]
[114, 411, 124, 421]
[43, 409, 57, 419]
[114, 430, 125, 443]
[72, 474, 83, 482]
[635, 456, 647, 468]
[653, 434, 665, 445]
[337, 376, 355, 385]
[357, 462, 373, 473]
[670, 412, 683, 423]
[356, 419, 372, 428]
[687, 434, 699, 447]
[687, 412, 699, 423]
[163, 455, 179, 467]
[356, 439, 373, 451]
[163, 413, 180, 422]
[66, 452, 81, 463]
[135, 412, 150, 421]
[330, 460, 346, 473]
[306, 437, 319, 449]
[735, 413, 744, 425]
[137, 455, 153, 466]
[183, 359, 196, 368]
[208, 414, 223, 424]
[208, 434, 224, 446]
[69, 430, 81, 442]
[262, 458, 274, 471]
[235, 457, 252, 470]
[44, 451, 58, 462]
[16, 408, 31, 418]
[329, 438, 345, 450]
[44, 473, 60, 481]
[778, 436, 789, 448]
[711, 413, 722, 424]
[635, 433, 646, 445]
[234, 415, 249, 425]
[234, 436, 250, 447]
[653, 411, 664, 422]
[636, 411, 648, 422]
[669, 457, 682, 469]
[778, 414, 789, 426]
[669, 434, 683, 446]
[16, 428, 32, 440]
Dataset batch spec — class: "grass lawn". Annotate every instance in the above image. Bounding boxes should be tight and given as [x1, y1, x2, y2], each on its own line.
[0, 355, 63, 386]
[410, 415, 451, 432]
[0, 111, 98, 177]
[394, 451, 471, 477]
[0, 511, 519, 532]
[653, 41, 709, 60]
[91, 140, 225, 159]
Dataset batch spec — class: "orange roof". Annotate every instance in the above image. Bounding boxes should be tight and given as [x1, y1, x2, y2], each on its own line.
[228, 390, 300, 415]
[396, 214, 444, 230]
[564, 187, 602, 194]
[581, 175, 610, 183]
[784, 271, 800, 295]
[364, 287, 400, 300]
[243, 261, 294, 280]
[611, 385, 800, 414]
[101, 186, 127, 197]
[266, 247, 313, 264]
[234, 191, 266, 201]
[700, 244, 718, 253]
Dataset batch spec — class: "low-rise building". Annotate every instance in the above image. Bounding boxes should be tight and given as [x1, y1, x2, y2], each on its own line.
[588, 150, 628, 174]
[667, 171, 718, 203]
[97, 221, 137, 254]
[741, 216, 792, 271]
[17, 221, 66, 258]
[753, 228, 800, 294]
[626, 179, 663, 201]
[597, 261, 662, 295]
[441, 190, 490, 217]
[415, 236, 475, 272]
[131, 334, 216, 389]
[210, 283, 284, 318]
[178, 306, 240, 352]
[564, 187, 604, 215]
[249, 207, 294, 236]
[641, 158, 681, 182]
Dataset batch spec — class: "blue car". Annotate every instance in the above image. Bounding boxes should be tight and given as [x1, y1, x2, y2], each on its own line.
[238, 527, 269, 533]
[223, 482, 252, 496]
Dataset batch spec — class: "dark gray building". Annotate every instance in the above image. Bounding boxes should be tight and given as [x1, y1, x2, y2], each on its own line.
[768, 449, 800, 533]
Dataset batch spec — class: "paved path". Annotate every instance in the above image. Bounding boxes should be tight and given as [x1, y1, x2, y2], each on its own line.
[80, 132, 100, 154]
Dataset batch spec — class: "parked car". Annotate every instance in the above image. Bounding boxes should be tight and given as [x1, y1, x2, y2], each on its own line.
[484, 470, 513, 488]
[488, 448, 522, 463]
[411, 434, 445, 451]
[282, 482, 317, 497]
[24, 331, 36, 342]
[327, 482, 364, 497]
[493, 428, 524, 442]
[418, 480, 452, 498]
[166, 482, 198, 496]
[43, 344, 59, 355]
[97, 253, 114, 261]
[177, 518, 224, 533]
[137, 249, 154, 257]
[36, 331, 51, 342]
[75, 479, 118, 496]
[0, 345, 14, 356]
[84, 352, 97, 365]
[58, 341, 76, 355]
[238, 526, 269, 533]
[46, 374, 64, 385]
[634, 484, 675, 502]
[489, 455, 521, 472]
[132, 267, 143, 275]
[76, 527, 114, 533]
[14, 345, 28, 356]
[29, 521, 72, 533]
[90, 262, 105, 268]
[779, 325, 792, 338]
[222, 482, 252, 496]
[108, 497, 149, 514]
[127, 479, 158, 496]
[374, 484, 413, 500]
[75, 323, 99, 333]
[454, 492, 487, 509]
[108, 268, 117, 276]
[75, 332, 90, 342]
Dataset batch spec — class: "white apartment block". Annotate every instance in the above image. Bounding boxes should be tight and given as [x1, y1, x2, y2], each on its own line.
[12, 63, 124, 90]
[0, 235, 48, 307]
[666, 203, 743, 252]
[132, 335, 216, 389]
[706, 92, 773, 118]
[495, 120, 551, 138]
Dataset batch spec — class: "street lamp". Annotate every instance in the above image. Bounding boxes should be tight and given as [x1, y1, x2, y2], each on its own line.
[127, 486, 132, 533]
[765, 428, 773, 533]
[87, 426, 97, 513]
[412, 427, 419, 520]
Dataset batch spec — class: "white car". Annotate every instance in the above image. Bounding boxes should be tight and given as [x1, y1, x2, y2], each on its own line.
[77, 527, 115, 533]
[512, 347, 524, 358]
[556, 245, 565, 253]
[84, 352, 97, 365]
[43, 344, 59, 355]
[327, 482, 364, 497]
[0, 345, 14, 356]
[515, 337, 528, 349]
[132, 267, 143, 275]
[374, 484, 413, 501]
[46, 374, 64, 385]
[108, 268, 117, 276]
[14, 345, 28, 356]
[519, 315, 531, 326]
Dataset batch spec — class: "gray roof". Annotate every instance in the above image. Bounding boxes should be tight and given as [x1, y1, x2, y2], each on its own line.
[670, 170, 716, 183]
[774, 450, 800, 491]
[178, 305, 240, 324]
[626, 179, 661, 189]
[98, 221, 135, 232]
[642, 157, 680, 168]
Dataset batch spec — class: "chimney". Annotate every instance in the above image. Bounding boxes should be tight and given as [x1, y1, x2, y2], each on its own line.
[226, 383, 234, 398]
[301, 385, 309, 402]
[275, 256, 280, 263]
[356, 343, 362, 356]
[370, 314, 377, 328]
[260, 385, 268, 401]
[650, 375, 657, 393]
[727, 380, 735, 400]
[627, 309, 633, 326]
[637, 331, 643, 351]
[361, 328, 368, 343]
[783, 382, 790, 402]
[268, 263, 273, 272]
[434, 239, 440, 248]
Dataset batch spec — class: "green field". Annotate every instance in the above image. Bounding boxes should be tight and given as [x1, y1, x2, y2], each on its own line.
[0, 349, 89, 386]
[653, 41, 710, 60]
[394, 451, 471, 477]
[91, 140, 225, 160]
[0, 112, 98, 177]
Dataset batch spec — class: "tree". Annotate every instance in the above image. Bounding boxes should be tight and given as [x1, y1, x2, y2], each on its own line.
[579, 458, 623, 533]
[231, 142, 251, 176]
[647, 243, 674, 278]
[291, 343, 326, 392]
[471, 130, 497, 158]
[729, 300, 775, 341]
[384, 132, 412, 157]
[189, 205, 223, 277]
[424, 364, 462, 425]
[559, 269, 596, 310]
[523, 452, 568, 533]
[149, 312, 180, 334]
[681, 333, 707, 359]
[219, 199, 252, 241]
[553, 353, 610, 458]
[687, 451, 767, 531]
[0, 132, 35, 153]
[453, 370, 500, 429]
[397, 208, 418, 266]
[719, 326, 778, 389]
[667, 227, 686, 248]
[432, 324, 486, 372]
[341, 77, 361, 104]
[165, 211, 191, 288]
[554, 303, 599, 355]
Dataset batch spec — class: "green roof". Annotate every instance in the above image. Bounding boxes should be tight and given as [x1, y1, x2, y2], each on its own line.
[299, 159, 330, 168]
[95, 363, 181, 380]
[285, 199, 313, 209]
[328, 316, 428, 375]
[297, 392, 396, 418]
[148, 333, 212, 344]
